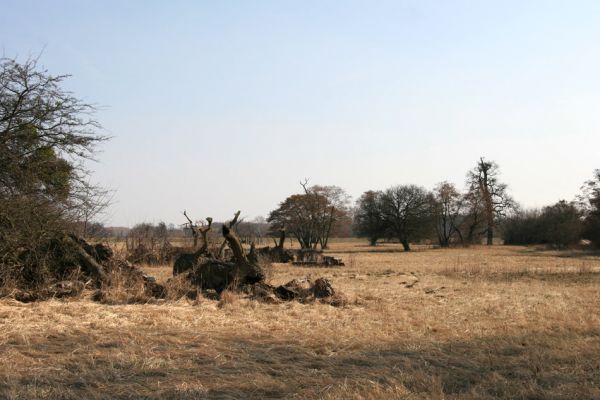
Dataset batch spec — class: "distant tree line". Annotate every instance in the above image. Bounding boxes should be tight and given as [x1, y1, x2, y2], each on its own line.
[354, 159, 600, 250]
[110, 162, 600, 253]
[353, 158, 514, 250]
[502, 170, 600, 249]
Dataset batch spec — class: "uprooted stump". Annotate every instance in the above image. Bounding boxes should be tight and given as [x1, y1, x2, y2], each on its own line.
[257, 246, 295, 263]
[180, 213, 264, 293]
[7, 234, 166, 303]
[177, 212, 345, 305]
[173, 216, 215, 275]
[91, 258, 167, 304]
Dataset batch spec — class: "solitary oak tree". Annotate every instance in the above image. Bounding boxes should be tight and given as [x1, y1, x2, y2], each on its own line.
[380, 184, 435, 251]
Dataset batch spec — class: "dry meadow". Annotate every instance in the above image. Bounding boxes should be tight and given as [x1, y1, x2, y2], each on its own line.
[1, 240, 599, 399]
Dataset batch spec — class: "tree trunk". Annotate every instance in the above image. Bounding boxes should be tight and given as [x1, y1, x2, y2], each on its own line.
[487, 224, 493, 245]
[277, 230, 286, 249]
[455, 228, 464, 245]
[67, 235, 109, 283]
[369, 237, 378, 246]
[467, 224, 476, 244]
[401, 239, 411, 251]
[222, 225, 264, 283]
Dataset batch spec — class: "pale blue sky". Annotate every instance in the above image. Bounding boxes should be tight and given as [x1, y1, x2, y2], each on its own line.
[2, 1, 599, 226]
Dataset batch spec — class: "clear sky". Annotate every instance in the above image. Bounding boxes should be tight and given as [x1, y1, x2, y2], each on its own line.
[2, 1, 599, 226]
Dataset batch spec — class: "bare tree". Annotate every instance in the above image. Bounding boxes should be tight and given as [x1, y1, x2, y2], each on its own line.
[432, 182, 463, 247]
[268, 194, 321, 249]
[303, 183, 351, 249]
[268, 181, 350, 249]
[380, 184, 435, 251]
[466, 158, 514, 245]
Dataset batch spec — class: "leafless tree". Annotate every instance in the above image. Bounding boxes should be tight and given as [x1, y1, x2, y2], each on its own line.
[432, 182, 464, 247]
[380, 184, 435, 251]
[268, 181, 350, 249]
[466, 158, 514, 245]
[301, 181, 351, 249]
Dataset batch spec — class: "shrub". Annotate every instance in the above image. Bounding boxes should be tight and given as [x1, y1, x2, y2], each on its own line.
[503, 201, 582, 248]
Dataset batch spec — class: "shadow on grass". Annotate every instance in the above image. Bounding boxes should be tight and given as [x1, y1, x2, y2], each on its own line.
[513, 246, 600, 260]
[2, 328, 599, 399]
[328, 244, 439, 255]
[437, 270, 600, 284]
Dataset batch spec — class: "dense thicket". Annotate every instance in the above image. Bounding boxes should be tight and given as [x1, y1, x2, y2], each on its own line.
[503, 201, 582, 248]
[580, 169, 600, 247]
[0, 57, 107, 287]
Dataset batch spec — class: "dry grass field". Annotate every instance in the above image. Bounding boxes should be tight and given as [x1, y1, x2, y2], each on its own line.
[1, 240, 599, 399]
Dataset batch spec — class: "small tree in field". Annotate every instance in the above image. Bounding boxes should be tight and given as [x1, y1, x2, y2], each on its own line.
[466, 158, 514, 245]
[268, 182, 350, 249]
[432, 182, 463, 247]
[304, 183, 351, 249]
[461, 186, 486, 244]
[353, 190, 387, 245]
[380, 184, 435, 251]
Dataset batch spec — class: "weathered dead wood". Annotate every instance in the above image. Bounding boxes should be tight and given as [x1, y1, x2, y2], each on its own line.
[257, 229, 295, 263]
[244, 277, 342, 305]
[216, 210, 241, 260]
[66, 234, 109, 283]
[181, 211, 264, 293]
[173, 215, 214, 275]
[291, 249, 344, 266]
[222, 224, 264, 283]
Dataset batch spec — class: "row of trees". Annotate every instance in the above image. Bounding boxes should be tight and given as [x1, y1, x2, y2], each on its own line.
[265, 161, 600, 251]
[353, 158, 513, 250]
[354, 163, 600, 250]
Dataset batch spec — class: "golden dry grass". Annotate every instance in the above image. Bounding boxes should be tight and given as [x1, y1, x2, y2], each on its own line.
[1, 241, 599, 399]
